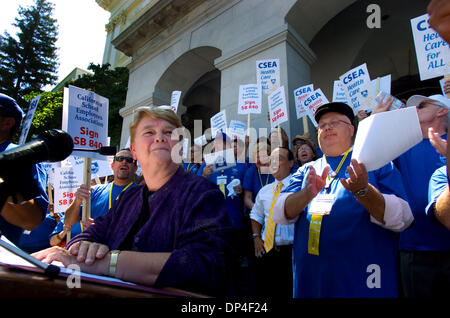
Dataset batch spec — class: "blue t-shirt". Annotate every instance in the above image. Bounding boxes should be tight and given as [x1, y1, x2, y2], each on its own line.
[18, 212, 57, 253]
[284, 153, 407, 297]
[52, 182, 137, 238]
[0, 140, 48, 245]
[242, 164, 274, 202]
[394, 136, 447, 251]
[198, 161, 247, 229]
[424, 166, 450, 246]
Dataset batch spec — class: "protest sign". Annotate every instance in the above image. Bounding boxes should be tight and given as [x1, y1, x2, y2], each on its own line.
[170, 90, 182, 113]
[238, 84, 262, 114]
[339, 63, 371, 113]
[268, 86, 288, 128]
[362, 74, 392, 111]
[332, 80, 349, 104]
[203, 148, 236, 172]
[228, 120, 247, 141]
[302, 88, 329, 126]
[210, 110, 227, 137]
[411, 13, 450, 81]
[352, 107, 422, 171]
[53, 165, 83, 214]
[294, 84, 314, 119]
[18, 95, 41, 145]
[256, 59, 280, 95]
[62, 85, 109, 160]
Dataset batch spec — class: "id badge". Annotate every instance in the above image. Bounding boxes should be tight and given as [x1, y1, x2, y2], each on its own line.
[217, 175, 227, 197]
[308, 193, 335, 215]
[216, 175, 227, 185]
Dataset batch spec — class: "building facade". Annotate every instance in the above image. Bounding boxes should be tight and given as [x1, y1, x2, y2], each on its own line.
[96, 0, 436, 148]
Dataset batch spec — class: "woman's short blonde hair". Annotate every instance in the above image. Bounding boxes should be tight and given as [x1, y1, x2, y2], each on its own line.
[129, 105, 182, 143]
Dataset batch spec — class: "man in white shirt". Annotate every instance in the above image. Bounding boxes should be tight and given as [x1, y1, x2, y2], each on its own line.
[250, 147, 295, 297]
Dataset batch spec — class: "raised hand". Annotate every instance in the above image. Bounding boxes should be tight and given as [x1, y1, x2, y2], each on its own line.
[305, 165, 330, 200]
[340, 159, 369, 194]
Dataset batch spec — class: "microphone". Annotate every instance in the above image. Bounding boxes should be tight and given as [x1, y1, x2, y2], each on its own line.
[0, 129, 74, 176]
[73, 146, 117, 156]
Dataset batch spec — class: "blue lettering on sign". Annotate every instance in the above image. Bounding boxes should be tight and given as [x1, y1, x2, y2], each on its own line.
[417, 19, 430, 31]
[342, 69, 366, 85]
[304, 92, 321, 107]
[295, 87, 312, 96]
[258, 61, 278, 69]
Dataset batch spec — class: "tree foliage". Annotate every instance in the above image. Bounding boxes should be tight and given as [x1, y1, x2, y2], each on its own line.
[21, 90, 63, 142]
[0, 0, 59, 109]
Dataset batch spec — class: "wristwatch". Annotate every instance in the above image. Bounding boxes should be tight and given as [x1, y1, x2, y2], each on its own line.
[354, 187, 368, 197]
[108, 250, 121, 277]
[252, 233, 261, 238]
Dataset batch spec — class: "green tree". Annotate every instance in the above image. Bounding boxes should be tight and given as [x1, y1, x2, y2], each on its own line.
[71, 63, 129, 147]
[0, 0, 59, 108]
[22, 91, 63, 142]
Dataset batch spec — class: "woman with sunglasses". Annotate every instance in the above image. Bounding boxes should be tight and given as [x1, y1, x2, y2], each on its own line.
[49, 149, 138, 247]
[34, 106, 234, 296]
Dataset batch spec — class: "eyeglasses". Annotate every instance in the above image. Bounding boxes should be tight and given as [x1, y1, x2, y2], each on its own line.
[318, 119, 352, 130]
[114, 156, 135, 164]
[298, 145, 312, 152]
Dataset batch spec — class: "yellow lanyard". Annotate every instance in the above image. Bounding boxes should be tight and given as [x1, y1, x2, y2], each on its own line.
[308, 148, 351, 256]
[257, 167, 270, 189]
[324, 148, 351, 189]
[108, 182, 133, 210]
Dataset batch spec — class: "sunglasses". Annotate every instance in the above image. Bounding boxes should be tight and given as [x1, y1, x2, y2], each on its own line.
[114, 156, 135, 164]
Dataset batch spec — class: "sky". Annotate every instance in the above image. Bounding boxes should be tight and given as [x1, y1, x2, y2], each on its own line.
[0, 0, 111, 90]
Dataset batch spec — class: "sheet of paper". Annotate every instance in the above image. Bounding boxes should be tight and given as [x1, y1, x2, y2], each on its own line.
[352, 107, 422, 171]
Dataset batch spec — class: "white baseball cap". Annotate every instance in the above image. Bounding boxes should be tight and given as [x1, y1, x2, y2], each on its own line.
[406, 94, 450, 109]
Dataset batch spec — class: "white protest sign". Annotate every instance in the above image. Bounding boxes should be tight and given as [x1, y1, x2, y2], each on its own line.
[228, 120, 247, 141]
[332, 80, 349, 104]
[203, 148, 236, 172]
[256, 59, 280, 95]
[303, 88, 329, 126]
[18, 95, 41, 145]
[268, 86, 288, 128]
[194, 135, 208, 147]
[63, 155, 113, 179]
[411, 13, 450, 81]
[91, 157, 113, 178]
[210, 110, 227, 137]
[62, 85, 109, 160]
[238, 84, 262, 114]
[363, 74, 392, 111]
[170, 90, 182, 113]
[352, 107, 422, 171]
[293, 84, 314, 119]
[339, 63, 371, 113]
[53, 166, 83, 214]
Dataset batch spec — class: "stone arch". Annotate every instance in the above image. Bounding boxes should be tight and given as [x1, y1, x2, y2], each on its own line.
[153, 46, 222, 136]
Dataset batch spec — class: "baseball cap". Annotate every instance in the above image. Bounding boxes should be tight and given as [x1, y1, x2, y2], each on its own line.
[314, 102, 355, 126]
[0, 93, 25, 133]
[405, 94, 450, 109]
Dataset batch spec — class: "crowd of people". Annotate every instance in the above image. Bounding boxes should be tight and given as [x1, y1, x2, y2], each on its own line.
[0, 0, 449, 298]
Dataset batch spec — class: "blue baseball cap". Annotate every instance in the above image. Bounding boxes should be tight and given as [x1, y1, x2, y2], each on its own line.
[0, 93, 25, 133]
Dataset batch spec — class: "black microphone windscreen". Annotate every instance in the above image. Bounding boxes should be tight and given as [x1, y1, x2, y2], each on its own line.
[38, 129, 74, 162]
[98, 146, 117, 156]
